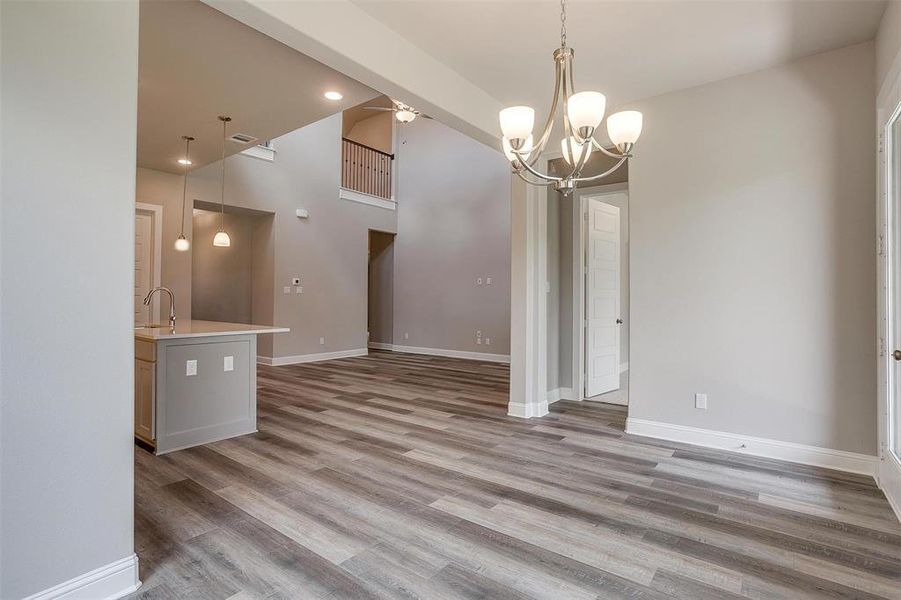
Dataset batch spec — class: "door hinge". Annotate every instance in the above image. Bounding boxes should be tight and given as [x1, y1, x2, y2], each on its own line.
[583, 211, 589, 221]
[880, 336, 886, 357]
[879, 131, 885, 154]
[879, 232, 886, 257]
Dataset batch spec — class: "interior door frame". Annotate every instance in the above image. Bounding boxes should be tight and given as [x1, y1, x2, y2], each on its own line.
[572, 182, 628, 402]
[135, 202, 163, 323]
[877, 68, 901, 519]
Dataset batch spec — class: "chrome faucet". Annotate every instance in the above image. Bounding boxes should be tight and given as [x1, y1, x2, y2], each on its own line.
[143, 287, 176, 328]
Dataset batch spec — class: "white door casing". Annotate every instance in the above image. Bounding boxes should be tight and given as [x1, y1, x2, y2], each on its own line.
[585, 198, 621, 397]
[135, 203, 162, 326]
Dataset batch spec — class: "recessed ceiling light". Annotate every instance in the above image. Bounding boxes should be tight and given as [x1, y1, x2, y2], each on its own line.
[177, 158, 192, 165]
[324, 91, 343, 101]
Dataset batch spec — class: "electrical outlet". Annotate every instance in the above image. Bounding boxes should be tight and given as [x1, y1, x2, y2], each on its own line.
[186, 360, 197, 377]
[295, 286, 303, 294]
[223, 355, 234, 372]
[695, 393, 708, 410]
[476, 330, 482, 337]
[476, 277, 483, 286]
[319, 337, 325, 345]
[292, 277, 301, 285]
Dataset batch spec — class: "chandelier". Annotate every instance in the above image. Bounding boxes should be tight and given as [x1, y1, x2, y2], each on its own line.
[499, 0, 643, 195]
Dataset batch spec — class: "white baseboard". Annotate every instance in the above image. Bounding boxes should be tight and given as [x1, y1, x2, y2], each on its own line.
[878, 451, 901, 522]
[339, 187, 396, 211]
[24, 554, 140, 600]
[370, 343, 510, 364]
[625, 418, 878, 477]
[508, 399, 549, 418]
[619, 362, 629, 373]
[546, 387, 574, 404]
[258, 348, 368, 366]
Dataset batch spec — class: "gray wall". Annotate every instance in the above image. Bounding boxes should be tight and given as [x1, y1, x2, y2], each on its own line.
[393, 118, 512, 355]
[877, 0, 901, 94]
[0, 1, 138, 597]
[192, 209, 256, 324]
[136, 167, 193, 320]
[368, 231, 395, 344]
[628, 42, 877, 454]
[189, 114, 398, 359]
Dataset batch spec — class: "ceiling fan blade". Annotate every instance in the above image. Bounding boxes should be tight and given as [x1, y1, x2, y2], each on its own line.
[363, 107, 395, 112]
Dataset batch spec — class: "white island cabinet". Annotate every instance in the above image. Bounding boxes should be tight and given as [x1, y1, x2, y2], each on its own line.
[134, 320, 289, 454]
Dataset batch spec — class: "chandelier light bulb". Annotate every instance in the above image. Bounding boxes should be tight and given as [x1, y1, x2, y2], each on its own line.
[561, 136, 592, 165]
[395, 109, 416, 123]
[499, 106, 535, 141]
[213, 230, 231, 248]
[174, 234, 190, 252]
[567, 91, 606, 133]
[503, 135, 533, 162]
[607, 110, 643, 149]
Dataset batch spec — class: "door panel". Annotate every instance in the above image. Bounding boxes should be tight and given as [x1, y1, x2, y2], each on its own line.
[585, 198, 622, 398]
[135, 212, 154, 326]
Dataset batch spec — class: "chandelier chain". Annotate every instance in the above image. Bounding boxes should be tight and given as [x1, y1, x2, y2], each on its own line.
[560, 0, 566, 48]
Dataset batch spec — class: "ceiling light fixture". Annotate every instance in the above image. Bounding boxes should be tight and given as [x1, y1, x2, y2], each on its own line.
[500, 0, 643, 195]
[177, 158, 192, 166]
[212, 116, 231, 248]
[324, 90, 343, 100]
[174, 135, 194, 252]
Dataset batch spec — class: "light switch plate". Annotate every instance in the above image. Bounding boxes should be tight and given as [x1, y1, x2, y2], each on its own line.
[486, 277, 492, 285]
[295, 286, 303, 294]
[186, 360, 197, 376]
[695, 393, 708, 410]
[485, 337, 491, 346]
[283, 286, 291, 294]
[319, 337, 325, 345]
[224, 355, 234, 372]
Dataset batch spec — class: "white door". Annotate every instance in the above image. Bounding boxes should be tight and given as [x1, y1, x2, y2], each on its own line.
[890, 112, 901, 464]
[135, 212, 154, 326]
[134, 204, 162, 326]
[585, 198, 621, 397]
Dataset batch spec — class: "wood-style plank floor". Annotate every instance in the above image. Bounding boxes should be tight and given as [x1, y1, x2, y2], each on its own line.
[130, 350, 901, 599]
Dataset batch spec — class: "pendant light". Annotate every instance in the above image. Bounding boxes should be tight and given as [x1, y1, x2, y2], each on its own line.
[174, 135, 194, 252]
[212, 115, 232, 248]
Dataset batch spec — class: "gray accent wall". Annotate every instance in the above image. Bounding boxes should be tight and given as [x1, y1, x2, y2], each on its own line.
[188, 114, 398, 360]
[628, 42, 877, 454]
[0, 1, 138, 597]
[392, 119, 511, 355]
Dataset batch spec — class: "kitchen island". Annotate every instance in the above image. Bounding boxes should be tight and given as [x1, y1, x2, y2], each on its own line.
[134, 320, 289, 454]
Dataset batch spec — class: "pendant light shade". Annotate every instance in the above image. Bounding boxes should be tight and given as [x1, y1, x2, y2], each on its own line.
[174, 234, 190, 252]
[214, 116, 232, 248]
[212, 231, 231, 247]
[174, 135, 194, 252]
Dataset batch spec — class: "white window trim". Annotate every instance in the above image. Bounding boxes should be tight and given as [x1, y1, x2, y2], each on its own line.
[339, 187, 396, 211]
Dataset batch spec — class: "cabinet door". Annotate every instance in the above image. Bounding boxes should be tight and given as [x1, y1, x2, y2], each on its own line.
[135, 359, 155, 443]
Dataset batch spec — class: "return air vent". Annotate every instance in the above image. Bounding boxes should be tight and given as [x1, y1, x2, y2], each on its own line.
[229, 133, 257, 145]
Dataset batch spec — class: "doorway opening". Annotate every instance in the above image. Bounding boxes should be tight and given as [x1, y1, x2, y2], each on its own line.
[367, 229, 396, 350]
[577, 184, 629, 406]
[135, 202, 163, 326]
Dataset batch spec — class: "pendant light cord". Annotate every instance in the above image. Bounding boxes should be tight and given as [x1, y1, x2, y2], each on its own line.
[560, 0, 566, 49]
[218, 116, 230, 230]
[179, 136, 192, 237]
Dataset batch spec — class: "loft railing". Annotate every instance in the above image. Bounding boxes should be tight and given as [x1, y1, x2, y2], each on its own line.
[342, 138, 394, 200]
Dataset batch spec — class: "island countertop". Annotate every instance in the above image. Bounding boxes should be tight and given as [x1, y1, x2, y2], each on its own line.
[134, 319, 290, 341]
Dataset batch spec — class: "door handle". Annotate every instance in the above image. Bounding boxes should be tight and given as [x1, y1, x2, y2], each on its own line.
[894, 350, 901, 361]
[616, 318, 623, 324]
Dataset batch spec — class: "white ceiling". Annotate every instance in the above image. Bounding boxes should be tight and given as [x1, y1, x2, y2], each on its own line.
[352, 0, 885, 118]
[138, 0, 379, 173]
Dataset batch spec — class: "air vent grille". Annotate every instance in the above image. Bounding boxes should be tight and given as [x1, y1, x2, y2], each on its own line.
[229, 133, 257, 144]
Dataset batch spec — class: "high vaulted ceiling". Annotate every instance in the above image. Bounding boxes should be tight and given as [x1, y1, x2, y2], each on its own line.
[351, 0, 885, 118]
[138, 0, 379, 173]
